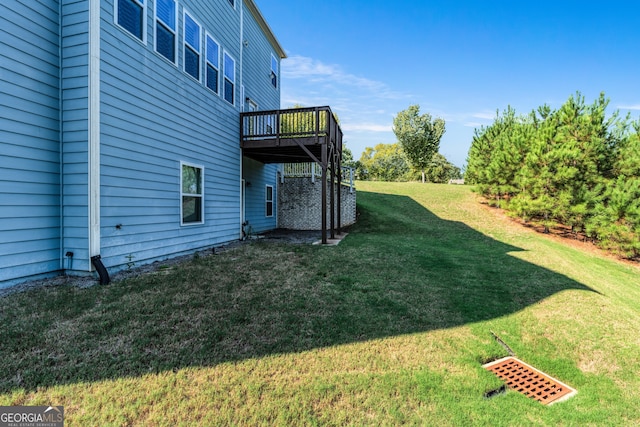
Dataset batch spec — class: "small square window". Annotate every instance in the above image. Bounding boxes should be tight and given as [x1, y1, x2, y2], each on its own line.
[181, 163, 204, 225]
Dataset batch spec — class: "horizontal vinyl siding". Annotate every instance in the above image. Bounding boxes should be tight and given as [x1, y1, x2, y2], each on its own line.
[241, 4, 281, 111]
[0, 0, 61, 286]
[187, 0, 240, 57]
[243, 158, 278, 233]
[239, 4, 281, 235]
[60, 0, 90, 272]
[98, 0, 243, 271]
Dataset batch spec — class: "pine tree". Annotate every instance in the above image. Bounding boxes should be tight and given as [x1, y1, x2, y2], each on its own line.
[466, 91, 639, 255]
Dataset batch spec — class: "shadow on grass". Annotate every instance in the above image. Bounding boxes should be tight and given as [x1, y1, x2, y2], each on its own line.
[0, 191, 597, 393]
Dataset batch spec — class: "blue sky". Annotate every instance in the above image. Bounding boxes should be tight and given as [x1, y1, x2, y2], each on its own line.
[257, 1, 640, 168]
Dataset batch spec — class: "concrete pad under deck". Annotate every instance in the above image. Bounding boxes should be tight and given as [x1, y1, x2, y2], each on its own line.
[313, 232, 348, 246]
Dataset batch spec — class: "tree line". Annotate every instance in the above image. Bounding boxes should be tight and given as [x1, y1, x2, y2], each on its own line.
[355, 144, 461, 183]
[465, 92, 640, 258]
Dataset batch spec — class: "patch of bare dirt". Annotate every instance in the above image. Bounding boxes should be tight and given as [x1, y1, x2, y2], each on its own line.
[478, 201, 640, 269]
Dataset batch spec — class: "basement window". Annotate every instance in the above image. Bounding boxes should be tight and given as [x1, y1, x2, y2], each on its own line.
[181, 162, 204, 225]
[265, 185, 274, 217]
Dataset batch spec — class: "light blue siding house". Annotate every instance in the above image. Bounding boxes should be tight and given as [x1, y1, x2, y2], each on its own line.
[0, 0, 286, 287]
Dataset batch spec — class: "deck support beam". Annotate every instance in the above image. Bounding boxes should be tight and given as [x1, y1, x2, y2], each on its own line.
[321, 139, 328, 244]
[336, 132, 342, 234]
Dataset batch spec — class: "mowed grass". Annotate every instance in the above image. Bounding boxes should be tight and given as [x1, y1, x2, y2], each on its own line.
[1, 181, 640, 426]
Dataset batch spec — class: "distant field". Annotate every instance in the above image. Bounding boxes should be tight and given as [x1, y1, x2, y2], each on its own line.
[1, 181, 639, 426]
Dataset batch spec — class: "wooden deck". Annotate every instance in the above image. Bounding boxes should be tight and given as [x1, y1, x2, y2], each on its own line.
[240, 106, 344, 243]
[240, 106, 342, 164]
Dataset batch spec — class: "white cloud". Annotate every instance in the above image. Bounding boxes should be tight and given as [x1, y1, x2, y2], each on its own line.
[463, 122, 483, 128]
[617, 104, 640, 110]
[282, 55, 340, 79]
[282, 55, 406, 100]
[341, 123, 392, 133]
[471, 112, 496, 120]
[279, 54, 427, 155]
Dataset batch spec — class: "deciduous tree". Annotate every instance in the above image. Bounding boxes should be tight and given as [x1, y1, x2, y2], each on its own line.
[358, 143, 410, 181]
[393, 105, 446, 183]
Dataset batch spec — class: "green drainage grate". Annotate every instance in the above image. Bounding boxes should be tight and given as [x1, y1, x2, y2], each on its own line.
[483, 356, 577, 405]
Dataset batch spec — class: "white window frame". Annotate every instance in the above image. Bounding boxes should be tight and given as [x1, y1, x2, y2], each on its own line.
[265, 185, 274, 217]
[114, 0, 147, 44]
[180, 161, 205, 226]
[205, 32, 220, 95]
[154, 0, 177, 64]
[183, 10, 202, 82]
[223, 50, 236, 105]
[270, 54, 278, 88]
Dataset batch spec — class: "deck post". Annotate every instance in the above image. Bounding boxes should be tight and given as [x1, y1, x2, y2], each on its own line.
[321, 140, 328, 244]
[336, 129, 342, 234]
[328, 110, 335, 240]
[330, 139, 336, 240]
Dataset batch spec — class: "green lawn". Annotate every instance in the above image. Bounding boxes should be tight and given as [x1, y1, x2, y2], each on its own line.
[1, 181, 639, 426]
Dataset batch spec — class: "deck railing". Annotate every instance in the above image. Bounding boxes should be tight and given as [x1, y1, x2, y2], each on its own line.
[283, 162, 322, 177]
[241, 106, 340, 142]
[282, 163, 355, 192]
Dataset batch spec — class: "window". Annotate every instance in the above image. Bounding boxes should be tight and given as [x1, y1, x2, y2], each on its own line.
[116, 0, 146, 41]
[228, 0, 235, 7]
[181, 162, 204, 224]
[265, 185, 273, 217]
[223, 52, 235, 105]
[155, 0, 176, 63]
[183, 12, 201, 81]
[270, 54, 278, 88]
[205, 34, 219, 93]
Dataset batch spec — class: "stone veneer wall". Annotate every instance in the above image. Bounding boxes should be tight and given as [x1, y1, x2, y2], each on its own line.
[278, 177, 356, 230]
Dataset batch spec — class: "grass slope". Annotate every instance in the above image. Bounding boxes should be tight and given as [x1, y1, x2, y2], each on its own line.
[1, 182, 639, 426]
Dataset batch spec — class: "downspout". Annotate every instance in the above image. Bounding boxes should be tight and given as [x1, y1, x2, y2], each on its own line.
[239, 0, 244, 105]
[58, 0, 64, 273]
[239, 0, 244, 239]
[88, 0, 109, 285]
[91, 255, 110, 285]
[88, 0, 105, 278]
